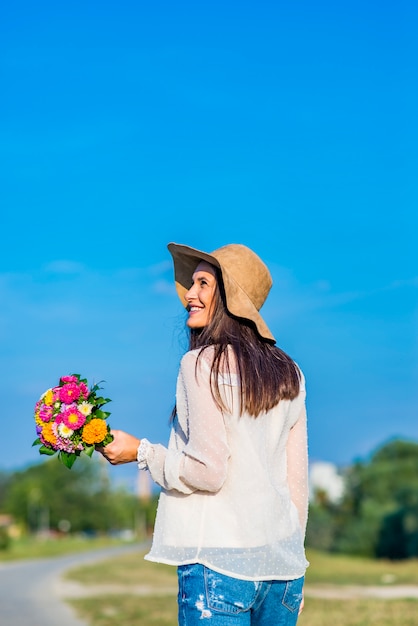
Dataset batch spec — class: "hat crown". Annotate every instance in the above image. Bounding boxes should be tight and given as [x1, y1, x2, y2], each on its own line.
[211, 244, 272, 311]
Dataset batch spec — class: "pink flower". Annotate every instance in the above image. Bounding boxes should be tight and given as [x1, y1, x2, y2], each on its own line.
[55, 438, 84, 453]
[60, 375, 78, 384]
[61, 407, 86, 430]
[39, 405, 53, 422]
[58, 382, 81, 404]
[79, 382, 89, 399]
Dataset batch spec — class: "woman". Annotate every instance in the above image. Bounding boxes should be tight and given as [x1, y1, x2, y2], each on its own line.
[100, 242, 309, 625]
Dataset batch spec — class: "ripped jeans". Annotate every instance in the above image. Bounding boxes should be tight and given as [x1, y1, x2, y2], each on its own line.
[177, 564, 304, 626]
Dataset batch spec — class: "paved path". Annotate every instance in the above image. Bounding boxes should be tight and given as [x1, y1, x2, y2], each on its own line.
[0, 543, 144, 626]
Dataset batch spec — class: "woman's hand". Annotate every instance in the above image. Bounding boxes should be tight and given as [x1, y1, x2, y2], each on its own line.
[97, 429, 141, 465]
[298, 589, 305, 615]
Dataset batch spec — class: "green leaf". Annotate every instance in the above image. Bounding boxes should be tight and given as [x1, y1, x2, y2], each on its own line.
[32, 438, 41, 447]
[59, 451, 77, 469]
[84, 446, 95, 458]
[39, 446, 56, 456]
[101, 432, 114, 446]
[94, 409, 110, 420]
[94, 397, 111, 407]
[90, 380, 105, 394]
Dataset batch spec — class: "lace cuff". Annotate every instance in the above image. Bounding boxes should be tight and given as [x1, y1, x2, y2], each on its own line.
[137, 438, 152, 470]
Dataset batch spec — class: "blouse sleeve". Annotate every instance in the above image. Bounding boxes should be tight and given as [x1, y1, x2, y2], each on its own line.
[145, 351, 231, 494]
[287, 401, 309, 536]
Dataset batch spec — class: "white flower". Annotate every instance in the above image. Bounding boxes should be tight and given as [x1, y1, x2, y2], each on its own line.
[78, 401, 93, 416]
[58, 423, 74, 438]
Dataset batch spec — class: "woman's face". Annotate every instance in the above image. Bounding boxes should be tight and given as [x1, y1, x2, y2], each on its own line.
[185, 261, 217, 329]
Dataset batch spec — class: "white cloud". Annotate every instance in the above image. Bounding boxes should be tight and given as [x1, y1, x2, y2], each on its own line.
[309, 461, 345, 503]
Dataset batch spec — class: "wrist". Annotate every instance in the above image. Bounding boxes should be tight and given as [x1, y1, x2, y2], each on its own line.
[137, 438, 152, 470]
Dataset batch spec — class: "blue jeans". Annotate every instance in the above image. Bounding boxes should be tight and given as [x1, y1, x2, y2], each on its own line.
[177, 564, 304, 626]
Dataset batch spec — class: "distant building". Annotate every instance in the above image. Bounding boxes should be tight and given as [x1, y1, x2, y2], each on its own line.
[309, 461, 345, 503]
[137, 469, 152, 502]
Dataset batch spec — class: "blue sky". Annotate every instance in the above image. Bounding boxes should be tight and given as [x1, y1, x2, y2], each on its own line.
[1, 1, 417, 490]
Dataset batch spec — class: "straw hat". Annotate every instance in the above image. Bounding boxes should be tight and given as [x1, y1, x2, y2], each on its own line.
[167, 242, 275, 342]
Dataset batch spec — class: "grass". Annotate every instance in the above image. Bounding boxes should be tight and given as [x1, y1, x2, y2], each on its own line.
[63, 548, 418, 626]
[0, 534, 129, 561]
[305, 549, 418, 585]
[70, 594, 178, 626]
[298, 598, 418, 626]
[65, 549, 176, 587]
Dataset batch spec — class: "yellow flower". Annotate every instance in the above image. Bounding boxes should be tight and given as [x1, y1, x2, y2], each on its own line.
[82, 419, 108, 445]
[43, 389, 54, 406]
[41, 389, 54, 406]
[42, 422, 57, 446]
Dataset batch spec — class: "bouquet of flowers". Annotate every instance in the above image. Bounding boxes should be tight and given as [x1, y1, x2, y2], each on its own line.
[33, 374, 113, 469]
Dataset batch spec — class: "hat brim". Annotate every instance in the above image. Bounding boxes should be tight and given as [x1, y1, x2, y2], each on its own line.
[167, 243, 275, 342]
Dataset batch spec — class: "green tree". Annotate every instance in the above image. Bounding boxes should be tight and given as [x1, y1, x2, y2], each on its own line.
[305, 499, 338, 552]
[0, 471, 11, 510]
[3, 456, 147, 535]
[332, 439, 418, 559]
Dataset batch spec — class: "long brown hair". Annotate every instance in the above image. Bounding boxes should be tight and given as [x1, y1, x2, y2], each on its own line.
[189, 270, 300, 416]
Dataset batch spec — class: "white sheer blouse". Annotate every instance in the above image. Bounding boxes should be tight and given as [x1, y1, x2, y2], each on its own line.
[143, 347, 309, 581]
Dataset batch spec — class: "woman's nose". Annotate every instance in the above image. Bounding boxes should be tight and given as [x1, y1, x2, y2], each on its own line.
[185, 284, 196, 301]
